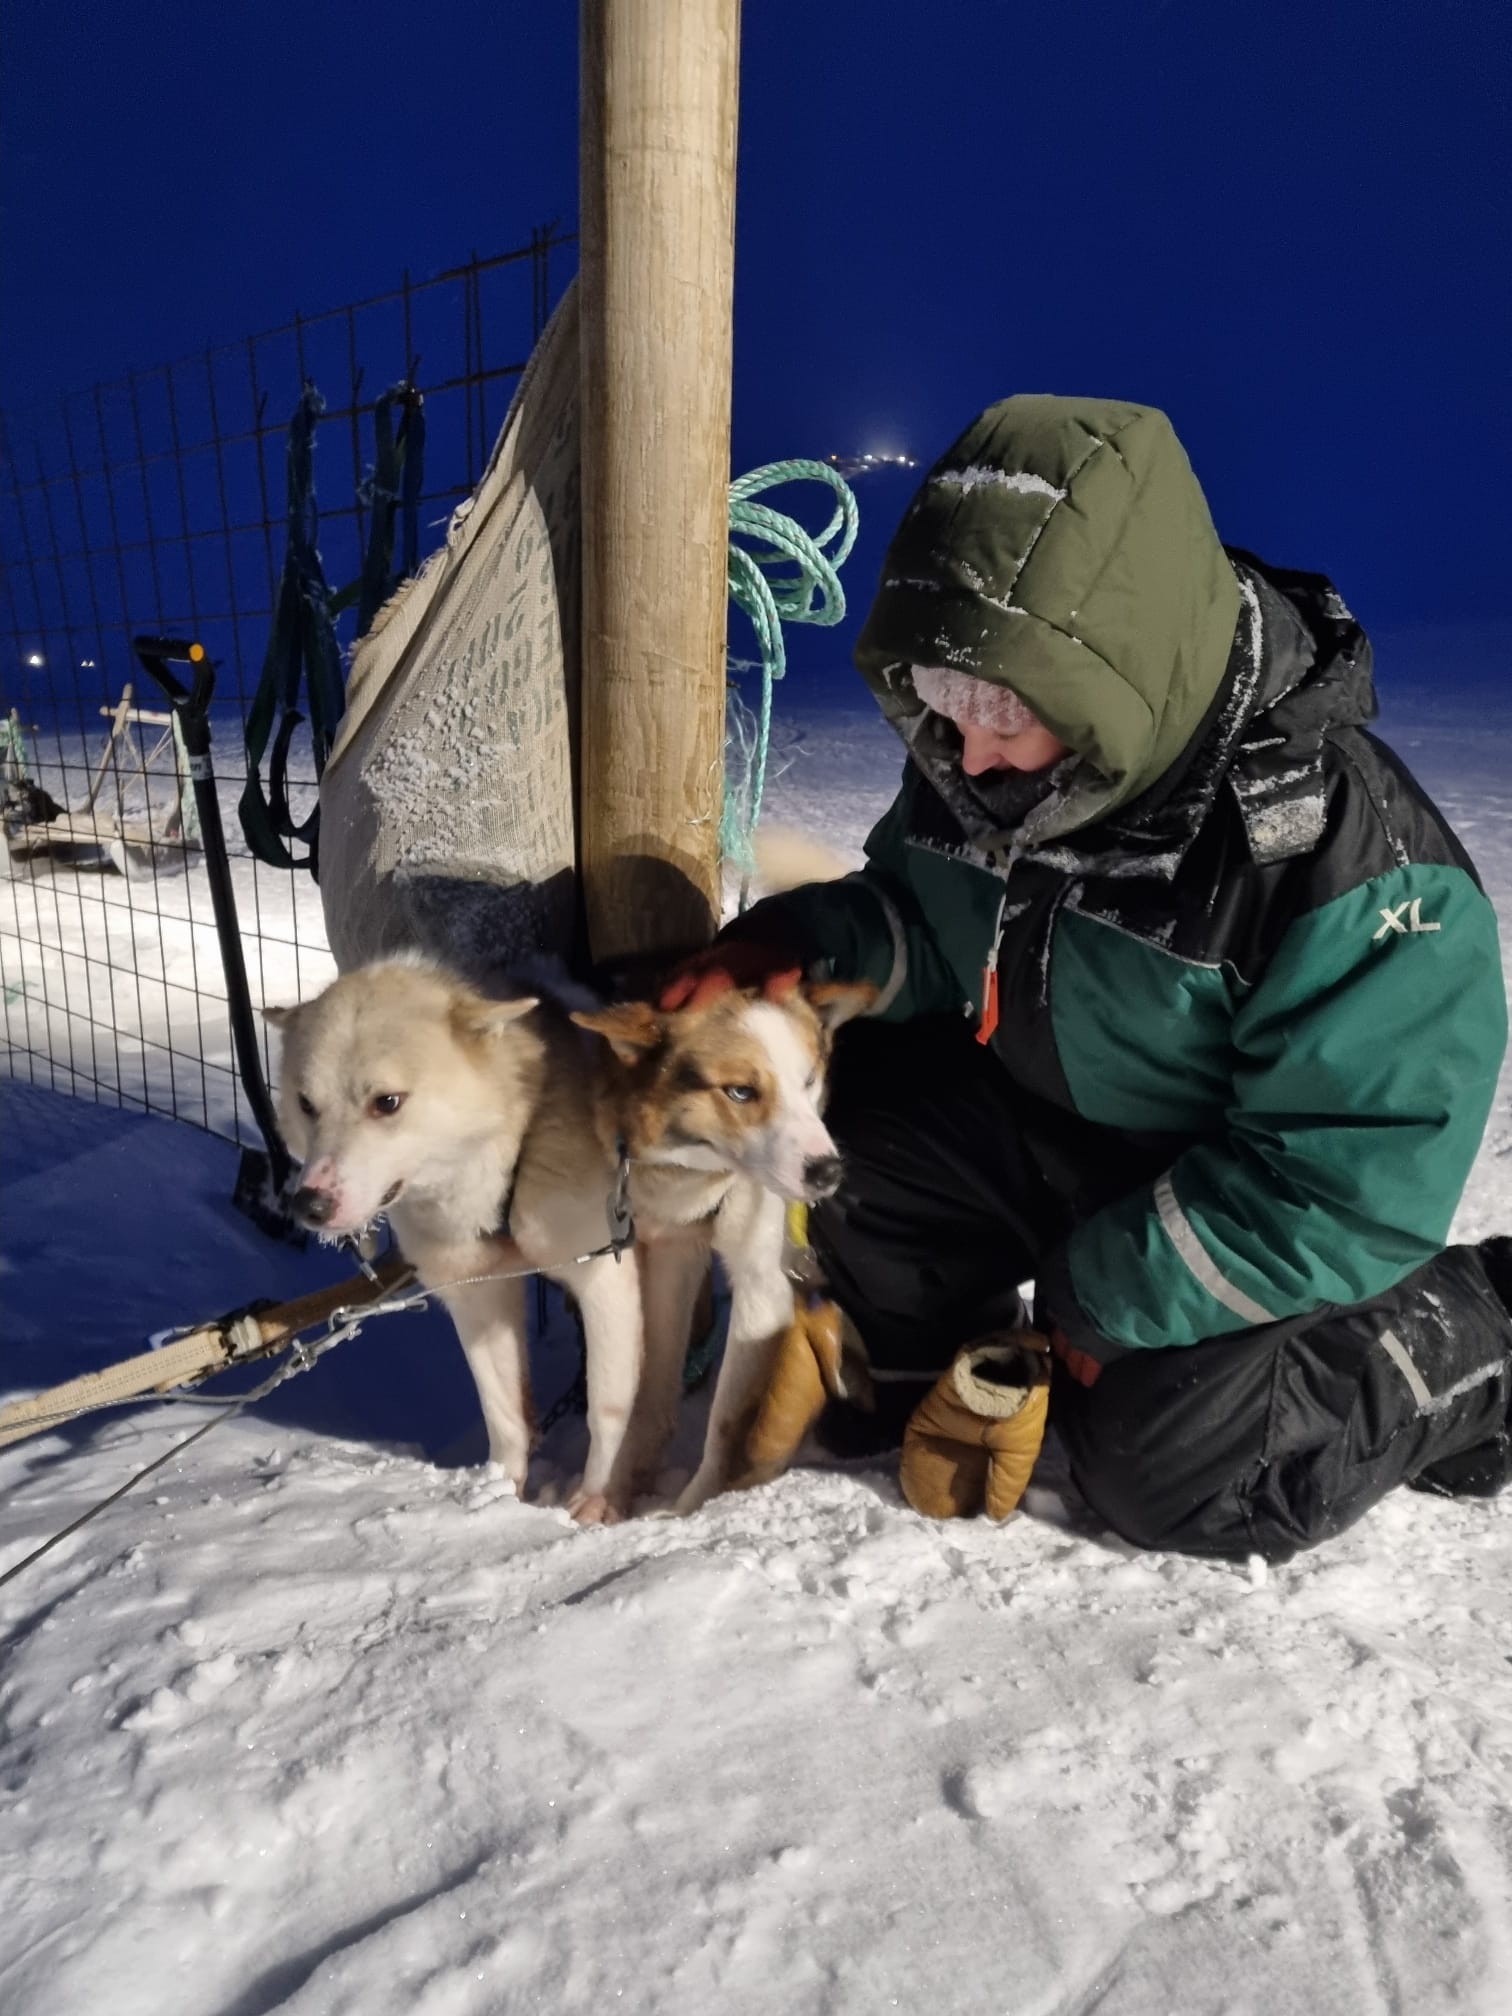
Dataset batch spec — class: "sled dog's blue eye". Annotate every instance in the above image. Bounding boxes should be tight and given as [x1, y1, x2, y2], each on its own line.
[723, 1084, 757, 1104]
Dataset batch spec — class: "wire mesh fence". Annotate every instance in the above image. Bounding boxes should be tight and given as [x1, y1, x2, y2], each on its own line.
[1, 227, 572, 1145]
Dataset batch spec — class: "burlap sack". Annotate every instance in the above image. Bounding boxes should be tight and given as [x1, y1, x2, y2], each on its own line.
[319, 282, 580, 978]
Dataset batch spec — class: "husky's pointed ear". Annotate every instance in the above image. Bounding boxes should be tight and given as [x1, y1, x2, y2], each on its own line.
[451, 993, 539, 1042]
[571, 1002, 665, 1065]
[261, 1003, 298, 1031]
[805, 981, 878, 1033]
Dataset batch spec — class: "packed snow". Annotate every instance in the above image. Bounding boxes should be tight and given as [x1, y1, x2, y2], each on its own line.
[2, 690, 1511, 2016]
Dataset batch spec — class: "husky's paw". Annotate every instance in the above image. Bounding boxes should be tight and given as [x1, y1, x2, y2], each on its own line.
[671, 1470, 723, 1518]
[568, 1489, 625, 1527]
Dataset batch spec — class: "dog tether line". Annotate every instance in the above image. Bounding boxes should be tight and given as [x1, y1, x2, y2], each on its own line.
[0, 1175, 639, 1596]
[0, 1321, 356, 1595]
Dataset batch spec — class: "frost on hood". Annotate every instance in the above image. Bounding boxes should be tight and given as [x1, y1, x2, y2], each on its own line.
[883, 553, 1374, 884]
[978, 589, 1049, 620]
[928, 465, 1067, 502]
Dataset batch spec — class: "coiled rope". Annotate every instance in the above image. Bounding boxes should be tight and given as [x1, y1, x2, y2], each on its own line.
[723, 460, 859, 900]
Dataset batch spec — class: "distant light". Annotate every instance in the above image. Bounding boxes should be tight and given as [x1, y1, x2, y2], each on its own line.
[825, 450, 920, 479]
[26, 653, 43, 667]
[80, 658, 97, 669]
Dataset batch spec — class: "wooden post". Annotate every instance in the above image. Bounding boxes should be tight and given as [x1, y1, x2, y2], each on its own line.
[579, 0, 741, 964]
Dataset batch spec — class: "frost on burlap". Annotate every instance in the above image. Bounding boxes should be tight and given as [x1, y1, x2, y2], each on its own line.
[319, 284, 581, 981]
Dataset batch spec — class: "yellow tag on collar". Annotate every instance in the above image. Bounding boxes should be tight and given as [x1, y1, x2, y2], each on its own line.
[785, 1201, 810, 1251]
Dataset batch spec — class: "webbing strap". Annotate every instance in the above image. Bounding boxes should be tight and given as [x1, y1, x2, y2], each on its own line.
[238, 384, 345, 874]
[0, 1330, 230, 1448]
[238, 381, 425, 879]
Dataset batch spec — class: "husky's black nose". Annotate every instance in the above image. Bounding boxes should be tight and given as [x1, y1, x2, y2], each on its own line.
[291, 1185, 335, 1226]
[803, 1155, 844, 1199]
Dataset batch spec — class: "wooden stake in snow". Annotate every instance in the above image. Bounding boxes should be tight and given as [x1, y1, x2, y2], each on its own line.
[578, 0, 741, 962]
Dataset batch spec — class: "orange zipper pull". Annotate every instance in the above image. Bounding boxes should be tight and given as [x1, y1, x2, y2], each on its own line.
[977, 964, 1000, 1046]
[978, 888, 1008, 1046]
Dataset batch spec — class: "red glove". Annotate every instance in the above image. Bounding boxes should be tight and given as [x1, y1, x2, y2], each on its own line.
[659, 942, 805, 1012]
[1050, 1327, 1104, 1388]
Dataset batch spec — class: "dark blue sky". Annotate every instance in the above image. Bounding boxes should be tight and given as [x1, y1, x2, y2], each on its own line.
[3, 0, 1509, 663]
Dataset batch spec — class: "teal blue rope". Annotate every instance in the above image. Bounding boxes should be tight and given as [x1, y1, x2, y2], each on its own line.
[723, 460, 859, 897]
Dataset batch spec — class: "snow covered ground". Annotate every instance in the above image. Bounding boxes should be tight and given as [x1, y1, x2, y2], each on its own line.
[2, 693, 1511, 2016]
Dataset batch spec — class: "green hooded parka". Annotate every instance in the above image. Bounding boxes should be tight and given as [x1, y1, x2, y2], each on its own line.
[735, 398, 1507, 1366]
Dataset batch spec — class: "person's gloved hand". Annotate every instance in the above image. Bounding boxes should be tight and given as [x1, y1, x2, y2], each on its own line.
[901, 1332, 1051, 1521]
[739, 1296, 857, 1486]
[658, 941, 804, 1012]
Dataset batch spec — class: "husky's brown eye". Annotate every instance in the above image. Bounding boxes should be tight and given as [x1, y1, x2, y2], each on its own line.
[370, 1092, 405, 1117]
[298, 1093, 318, 1119]
[723, 1084, 758, 1104]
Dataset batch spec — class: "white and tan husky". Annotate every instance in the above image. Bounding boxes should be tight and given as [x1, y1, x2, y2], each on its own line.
[266, 954, 869, 1519]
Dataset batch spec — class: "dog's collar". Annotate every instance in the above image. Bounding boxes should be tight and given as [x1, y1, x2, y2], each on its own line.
[606, 1136, 634, 1252]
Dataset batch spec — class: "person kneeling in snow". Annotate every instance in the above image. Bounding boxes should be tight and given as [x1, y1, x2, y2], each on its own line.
[669, 396, 1512, 1563]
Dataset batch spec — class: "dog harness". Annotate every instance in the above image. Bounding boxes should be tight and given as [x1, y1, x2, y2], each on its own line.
[493, 1138, 635, 1259]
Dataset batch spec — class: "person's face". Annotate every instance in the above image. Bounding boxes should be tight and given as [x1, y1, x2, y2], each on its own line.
[955, 717, 1071, 776]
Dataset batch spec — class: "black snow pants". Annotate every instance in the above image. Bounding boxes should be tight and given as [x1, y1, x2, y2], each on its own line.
[808, 1018, 1512, 1563]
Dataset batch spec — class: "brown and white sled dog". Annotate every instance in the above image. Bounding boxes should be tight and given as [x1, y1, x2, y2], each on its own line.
[266, 953, 870, 1519]
[573, 975, 873, 1513]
